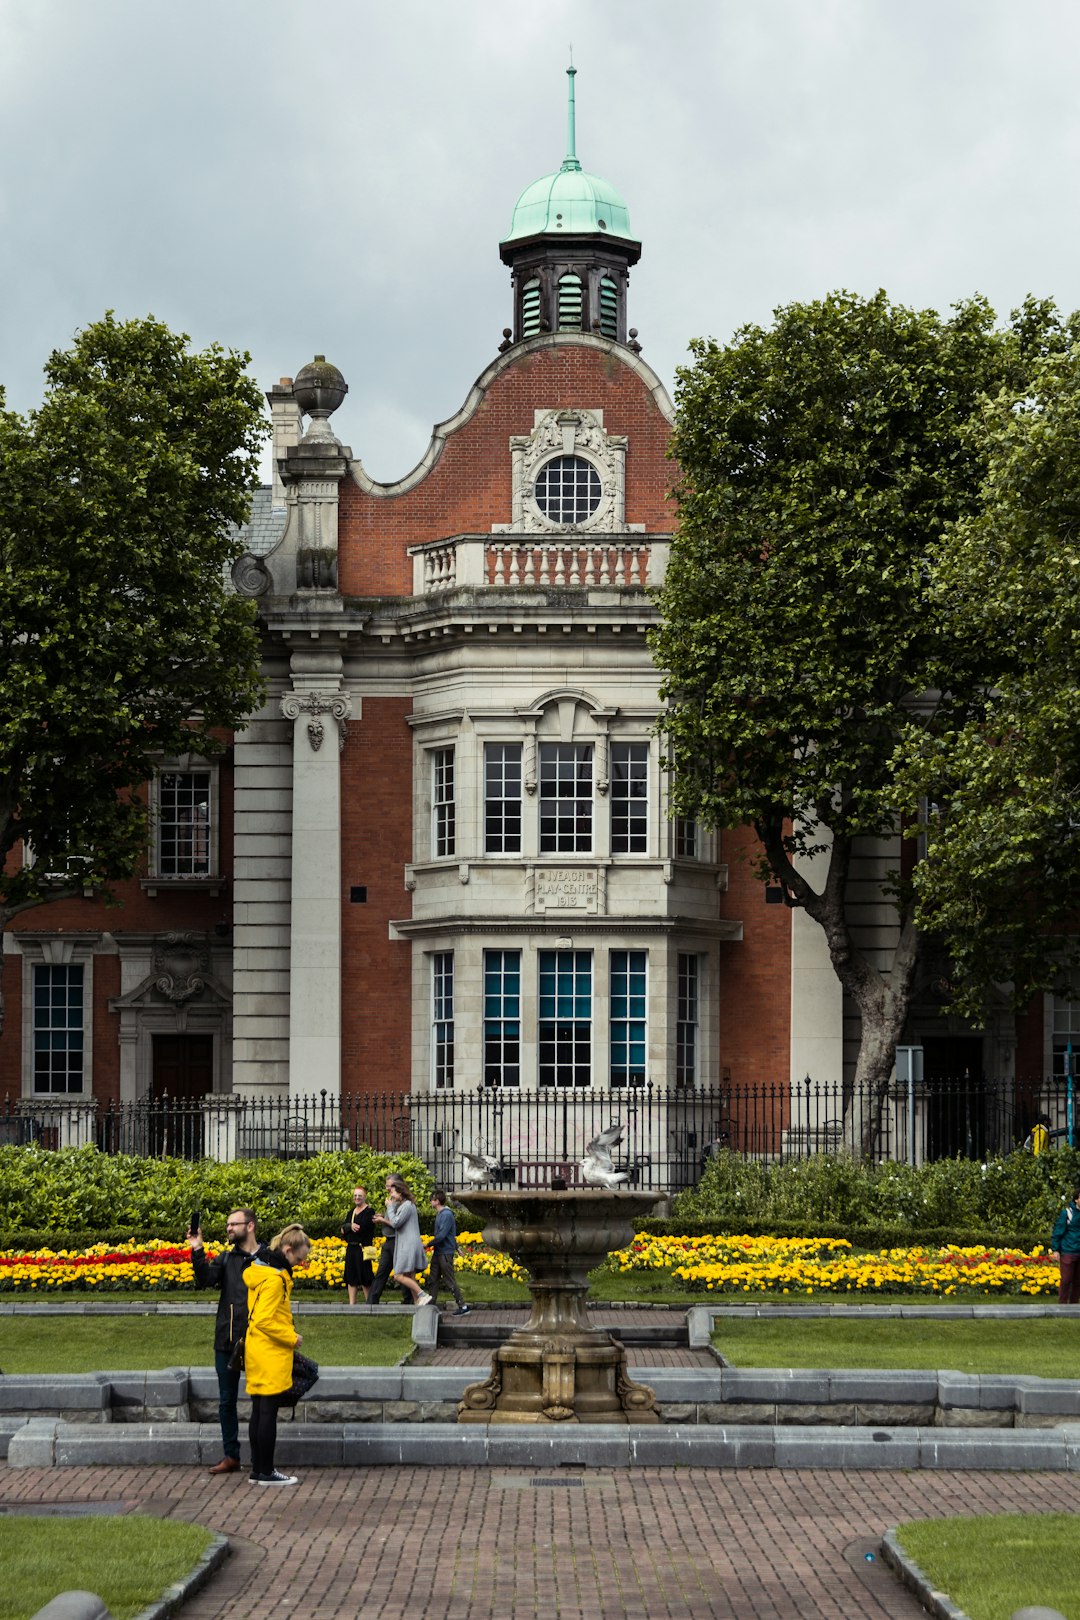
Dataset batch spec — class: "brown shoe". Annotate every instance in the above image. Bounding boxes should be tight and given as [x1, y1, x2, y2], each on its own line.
[208, 1457, 241, 1475]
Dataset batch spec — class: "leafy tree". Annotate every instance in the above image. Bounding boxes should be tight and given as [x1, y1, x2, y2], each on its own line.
[898, 339, 1080, 1020]
[651, 290, 1058, 1151]
[0, 314, 267, 1028]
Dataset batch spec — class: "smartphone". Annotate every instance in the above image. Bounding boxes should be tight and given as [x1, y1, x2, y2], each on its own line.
[190, 1209, 201, 1235]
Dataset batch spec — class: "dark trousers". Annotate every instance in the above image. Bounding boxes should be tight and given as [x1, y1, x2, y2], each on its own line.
[426, 1251, 464, 1308]
[214, 1348, 242, 1461]
[1059, 1251, 1080, 1304]
[368, 1238, 411, 1305]
[249, 1393, 282, 1479]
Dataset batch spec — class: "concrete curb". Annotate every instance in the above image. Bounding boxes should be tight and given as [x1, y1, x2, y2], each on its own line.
[8, 1418, 1080, 1471]
[880, 1528, 971, 1620]
[133, 1534, 230, 1620]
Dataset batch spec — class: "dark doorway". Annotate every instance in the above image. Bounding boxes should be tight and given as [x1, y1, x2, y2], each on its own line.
[151, 1034, 213, 1158]
[922, 1036, 985, 1159]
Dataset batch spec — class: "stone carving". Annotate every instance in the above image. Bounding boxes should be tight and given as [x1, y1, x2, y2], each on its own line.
[494, 408, 633, 535]
[297, 547, 338, 590]
[153, 933, 211, 1004]
[231, 552, 272, 597]
[281, 690, 352, 752]
[534, 868, 599, 914]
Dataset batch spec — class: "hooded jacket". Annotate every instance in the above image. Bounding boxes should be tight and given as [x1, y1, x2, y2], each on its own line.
[1051, 1201, 1080, 1255]
[242, 1254, 299, 1396]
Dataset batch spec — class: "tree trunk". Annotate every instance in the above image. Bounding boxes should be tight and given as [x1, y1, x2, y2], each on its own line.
[759, 813, 923, 1158]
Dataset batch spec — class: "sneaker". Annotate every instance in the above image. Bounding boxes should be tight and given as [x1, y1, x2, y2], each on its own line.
[256, 1470, 298, 1486]
[416, 1292, 433, 1307]
[453, 1305, 471, 1315]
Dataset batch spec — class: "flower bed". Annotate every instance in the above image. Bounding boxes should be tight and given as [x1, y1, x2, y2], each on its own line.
[0, 1230, 527, 1292]
[0, 1230, 1059, 1295]
[605, 1233, 1060, 1296]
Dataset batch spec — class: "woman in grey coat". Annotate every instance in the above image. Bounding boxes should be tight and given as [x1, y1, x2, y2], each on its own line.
[373, 1176, 431, 1306]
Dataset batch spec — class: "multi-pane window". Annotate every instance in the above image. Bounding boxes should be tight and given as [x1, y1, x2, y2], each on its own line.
[432, 953, 454, 1089]
[158, 771, 211, 876]
[611, 744, 648, 854]
[1052, 989, 1080, 1077]
[33, 964, 84, 1094]
[484, 950, 521, 1088]
[538, 950, 592, 1087]
[674, 817, 698, 858]
[539, 743, 593, 852]
[432, 748, 455, 858]
[485, 744, 522, 854]
[610, 951, 647, 1087]
[676, 953, 700, 1087]
[534, 456, 601, 524]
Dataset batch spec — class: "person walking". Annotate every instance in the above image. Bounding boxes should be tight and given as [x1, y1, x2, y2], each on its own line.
[373, 1176, 431, 1307]
[340, 1185, 375, 1305]
[1050, 1186, 1080, 1304]
[189, 1207, 269, 1476]
[368, 1174, 413, 1306]
[243, 1224, 310, 1486]
[426, 1188, 469, 1314]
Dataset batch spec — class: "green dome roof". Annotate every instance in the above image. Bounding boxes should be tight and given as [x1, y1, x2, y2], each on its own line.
[503, 67, 635, 245]
[504, 161, 633, 244]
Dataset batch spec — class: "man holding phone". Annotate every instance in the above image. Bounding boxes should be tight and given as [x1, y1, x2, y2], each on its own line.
[189, 1207, 268, 1475]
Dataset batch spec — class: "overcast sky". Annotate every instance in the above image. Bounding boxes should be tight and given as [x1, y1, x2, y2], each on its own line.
[3, 1, 1079, 484]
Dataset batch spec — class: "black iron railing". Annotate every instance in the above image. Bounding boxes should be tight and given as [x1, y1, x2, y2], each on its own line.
[2, 1078, 1077, 1188]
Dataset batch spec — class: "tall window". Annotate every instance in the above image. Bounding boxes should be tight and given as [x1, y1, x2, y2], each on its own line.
[1053, 989, 1080, 1077]
[485, 744, 522, 854]
[539, 743, 593, 852]
[159, 771, 211, 876]
[538, 950, 592, 1087]
[432, 748, 455, 858]
[484, 950, 521, 1087]
[611, 743, 648, 854]
[33, 964, 84, 1094]
[610, 951, 647, 1087]
[676, 953, 700, 1087]
[432, 953, 454, 1089]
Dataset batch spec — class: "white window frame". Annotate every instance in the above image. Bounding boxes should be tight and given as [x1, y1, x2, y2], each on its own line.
[19, 938, 95, 1098]
[431, 951, 455, 1089]
[431, 747, 456, 860]
[146, 758, 221, 889]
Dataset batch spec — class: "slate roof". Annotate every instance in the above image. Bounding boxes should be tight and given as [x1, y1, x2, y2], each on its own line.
[232, 486, 286, 556]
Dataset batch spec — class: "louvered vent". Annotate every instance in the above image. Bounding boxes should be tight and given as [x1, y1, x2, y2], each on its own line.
[521, 279, 541, 338]
[599, 277, 618, 339]
[557, 273, 583, 331]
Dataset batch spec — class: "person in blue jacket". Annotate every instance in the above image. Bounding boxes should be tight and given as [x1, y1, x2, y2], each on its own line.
[1050, 1186, 1080, 1304]
[426, 1188, 470, 1314]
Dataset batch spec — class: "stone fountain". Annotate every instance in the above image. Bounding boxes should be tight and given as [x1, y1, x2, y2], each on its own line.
[455, 1189, 664, 1424]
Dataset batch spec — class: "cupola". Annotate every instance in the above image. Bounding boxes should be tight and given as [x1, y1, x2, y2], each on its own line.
[500, 67, 641, 348]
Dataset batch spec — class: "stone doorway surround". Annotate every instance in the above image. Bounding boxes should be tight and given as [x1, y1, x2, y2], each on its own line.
[108, 931, 232, 1104]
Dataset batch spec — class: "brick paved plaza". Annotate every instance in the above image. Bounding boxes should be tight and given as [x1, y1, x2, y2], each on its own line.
[0, 1462, 1069, 1619]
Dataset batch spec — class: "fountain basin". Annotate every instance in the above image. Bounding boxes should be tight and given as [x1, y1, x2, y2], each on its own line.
[455, 1189, 663, 1425]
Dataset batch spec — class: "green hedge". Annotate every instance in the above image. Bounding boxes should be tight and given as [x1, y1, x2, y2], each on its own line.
[0, 1143, 436, 1242]
[672, 1145, 1080, 1238]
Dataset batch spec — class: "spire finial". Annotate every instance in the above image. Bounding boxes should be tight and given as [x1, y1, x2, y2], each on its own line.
[563, 59, 581, 172]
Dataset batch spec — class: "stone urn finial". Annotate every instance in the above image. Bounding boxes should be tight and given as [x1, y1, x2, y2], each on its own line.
[293, 355, 348, 440]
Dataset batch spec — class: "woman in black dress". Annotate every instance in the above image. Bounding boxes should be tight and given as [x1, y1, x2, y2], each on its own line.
[340, 1185, 375, 1305]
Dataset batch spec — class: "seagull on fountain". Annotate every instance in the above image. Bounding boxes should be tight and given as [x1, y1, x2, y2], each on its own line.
[461, 1143, 501, 1186]
[581, 1122, 631, 1189]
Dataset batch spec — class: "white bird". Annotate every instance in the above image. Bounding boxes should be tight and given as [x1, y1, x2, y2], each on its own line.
[580, 1122, 631, 1189]
[461, 1143, 501, 1186]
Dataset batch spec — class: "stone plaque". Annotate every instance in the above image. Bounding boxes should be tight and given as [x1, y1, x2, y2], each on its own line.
[535, 868, 599, 914]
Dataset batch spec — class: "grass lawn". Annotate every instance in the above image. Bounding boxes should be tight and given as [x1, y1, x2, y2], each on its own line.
[894, 1514, 1080, 1620]
[714, 1315, 1080, 1378]
[0, 1517, 215, 1620]
[0, 1313, 413, 1373]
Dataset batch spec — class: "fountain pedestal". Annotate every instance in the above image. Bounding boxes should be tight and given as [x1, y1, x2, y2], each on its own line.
[455, 1189, 663, 1425]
